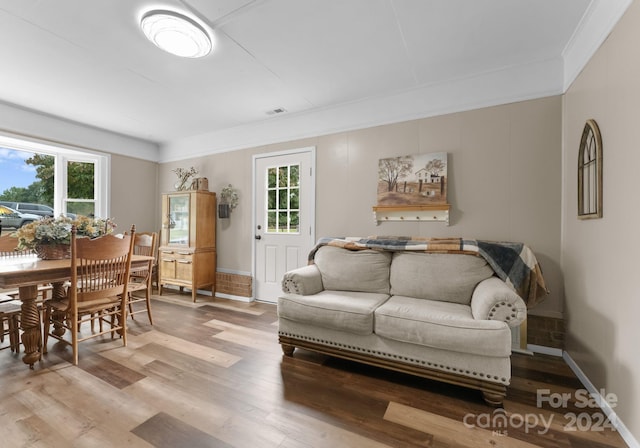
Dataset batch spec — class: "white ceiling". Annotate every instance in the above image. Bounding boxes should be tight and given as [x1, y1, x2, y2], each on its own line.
[0, 0, 632, 161]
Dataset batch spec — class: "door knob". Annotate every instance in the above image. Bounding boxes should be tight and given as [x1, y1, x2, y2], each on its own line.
[255, 235, 262, 240]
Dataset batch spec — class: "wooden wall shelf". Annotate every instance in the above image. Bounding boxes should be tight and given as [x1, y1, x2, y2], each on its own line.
[372, 204, 450, 225]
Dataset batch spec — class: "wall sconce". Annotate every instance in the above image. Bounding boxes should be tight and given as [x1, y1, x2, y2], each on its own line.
[218, 203, 230, 219]
[219, 184, 239, 219]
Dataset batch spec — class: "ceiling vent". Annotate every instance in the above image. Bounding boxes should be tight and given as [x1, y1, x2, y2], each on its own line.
[266, 107, 287, 115]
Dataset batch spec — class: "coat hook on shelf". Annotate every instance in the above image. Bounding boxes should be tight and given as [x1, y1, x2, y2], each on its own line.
[372, 204, 450, 225]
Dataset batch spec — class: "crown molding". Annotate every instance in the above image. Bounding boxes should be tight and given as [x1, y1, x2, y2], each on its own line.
[160, 57, 564, 162]
[562, 0, 632, 91]
[2, 3, 627, 164]
[158, 2, 631, 163]
[0, 100, 159, 161]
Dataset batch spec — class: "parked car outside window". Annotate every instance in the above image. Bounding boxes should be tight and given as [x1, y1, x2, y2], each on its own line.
[0, 202, 76, 219]
[0, 205, 42, 229]
[0, 201, 17, 210]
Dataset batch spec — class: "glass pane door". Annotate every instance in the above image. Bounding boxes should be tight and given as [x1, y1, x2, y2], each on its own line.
[254, 149, 314, 302]
[168, 194, 190, 245]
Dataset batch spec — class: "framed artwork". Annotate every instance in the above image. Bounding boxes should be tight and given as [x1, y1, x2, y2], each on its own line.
[377, 152, 448, 206]
[577, 119, 602, 219]
[374, 152, 450, 224]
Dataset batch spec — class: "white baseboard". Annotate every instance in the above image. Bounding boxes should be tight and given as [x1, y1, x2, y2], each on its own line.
[527, 344, 563, 357]
[159, 285, 254, 303]
[511, 347, 534, 355]
[158, 284, 209, 295]
[215, 292, 254, 303]
[563, 351, 639, 448]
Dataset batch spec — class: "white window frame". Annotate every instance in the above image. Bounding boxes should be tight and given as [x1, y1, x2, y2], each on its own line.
[0, 133, 109, 218]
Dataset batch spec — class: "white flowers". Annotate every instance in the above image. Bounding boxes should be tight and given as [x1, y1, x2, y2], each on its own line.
[172, 167, 198, 191]
[220, 184, 239, 210]
[15, 216, 116, 250]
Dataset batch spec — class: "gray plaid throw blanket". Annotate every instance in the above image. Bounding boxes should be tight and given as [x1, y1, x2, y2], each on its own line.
[309, 236, 549, 309]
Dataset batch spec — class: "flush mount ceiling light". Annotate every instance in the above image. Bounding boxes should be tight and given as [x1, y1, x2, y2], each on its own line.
[140, 10, 212, 58]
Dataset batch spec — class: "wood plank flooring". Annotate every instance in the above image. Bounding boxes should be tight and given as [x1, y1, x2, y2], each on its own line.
[0, 292, 628, 447]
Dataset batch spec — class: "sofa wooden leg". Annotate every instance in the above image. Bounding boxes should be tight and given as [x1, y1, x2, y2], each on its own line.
[281, 343, 295, 356]
[482, 390, 505, 407]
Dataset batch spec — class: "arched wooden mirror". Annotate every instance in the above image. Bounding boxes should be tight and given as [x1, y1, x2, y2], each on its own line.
[578, 119, 603, 219]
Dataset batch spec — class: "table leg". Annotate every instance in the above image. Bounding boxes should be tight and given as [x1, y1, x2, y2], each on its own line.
[18, 285, 41, 368]
[50, 282, 67, 337]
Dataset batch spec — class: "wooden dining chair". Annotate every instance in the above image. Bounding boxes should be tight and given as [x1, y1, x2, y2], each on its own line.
[0, 294, 21, 353]
[126, 231, 157, 324]
[1, 235, 30, 353]
[42, 225, 135, 365]
[0, 233, 21, 255]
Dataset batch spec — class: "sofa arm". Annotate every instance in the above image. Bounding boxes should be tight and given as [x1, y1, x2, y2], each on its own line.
[471, 277, 526, 327]
[281, 265, 324, 295]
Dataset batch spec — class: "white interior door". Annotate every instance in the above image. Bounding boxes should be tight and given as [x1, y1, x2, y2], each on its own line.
[253, 148, 315, 302]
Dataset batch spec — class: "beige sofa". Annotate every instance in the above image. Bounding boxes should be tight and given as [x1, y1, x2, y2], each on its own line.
[278, 241, 532, 406]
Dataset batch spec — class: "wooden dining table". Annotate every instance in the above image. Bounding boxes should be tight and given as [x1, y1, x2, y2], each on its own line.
[0, 254, 153, 368]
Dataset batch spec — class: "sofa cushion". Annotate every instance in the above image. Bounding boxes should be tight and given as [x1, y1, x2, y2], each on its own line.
[278, 290, 390, 335]
[374, 296, 511, 357]
[390, 253, 494, 305]
[314, 246, 391, 294]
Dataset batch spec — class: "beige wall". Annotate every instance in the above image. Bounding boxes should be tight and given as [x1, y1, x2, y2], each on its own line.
[160, 96, 563, 317]
[110, 153, 158, 234]
[562, 1, 640, 439]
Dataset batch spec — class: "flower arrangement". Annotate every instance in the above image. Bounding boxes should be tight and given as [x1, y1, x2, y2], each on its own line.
[220, 184, 239, 210]
[172, 166, 198, 191]
[14, 215, 116, 257]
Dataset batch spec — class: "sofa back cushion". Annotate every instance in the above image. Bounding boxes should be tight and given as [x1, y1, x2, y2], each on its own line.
[314, 246, 391, 294]
[390, 253, 493, 305]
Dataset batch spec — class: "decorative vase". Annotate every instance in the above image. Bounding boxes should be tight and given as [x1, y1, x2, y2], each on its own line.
[174, 174, 197, 191]
[35, 243, 71, 260]
[174, 180, 189, 191]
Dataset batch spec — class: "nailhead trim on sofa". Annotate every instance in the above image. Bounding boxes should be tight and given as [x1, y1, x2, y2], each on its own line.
[279, 331, 508, 384]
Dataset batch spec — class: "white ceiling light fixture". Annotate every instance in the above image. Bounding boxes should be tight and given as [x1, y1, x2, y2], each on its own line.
[140, 9, 212, 58]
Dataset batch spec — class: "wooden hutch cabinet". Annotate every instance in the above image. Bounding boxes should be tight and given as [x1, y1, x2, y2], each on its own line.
[159, 190, 216, 302]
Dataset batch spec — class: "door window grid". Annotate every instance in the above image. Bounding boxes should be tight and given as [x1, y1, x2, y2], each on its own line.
[266, 164, 300, 233]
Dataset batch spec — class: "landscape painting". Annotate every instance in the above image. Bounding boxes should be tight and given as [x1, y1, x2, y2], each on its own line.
[377, 152, 448, 206]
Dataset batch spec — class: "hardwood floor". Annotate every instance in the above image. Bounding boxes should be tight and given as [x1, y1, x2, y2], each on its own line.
[0, 292, 628, 447]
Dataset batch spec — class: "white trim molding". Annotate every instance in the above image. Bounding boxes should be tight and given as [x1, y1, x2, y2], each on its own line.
[527, 344, 563, 357]
[563, 351, 640, 448]
[160, 0, 633, 165]
[160, 59, 562, 162]
[562, 0, 633, 91]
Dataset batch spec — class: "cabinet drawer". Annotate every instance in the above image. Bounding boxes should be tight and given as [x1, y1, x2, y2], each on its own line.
[160, 258, 176, 278]
[160, 251, 193, 279]
[173, 251, 193, 262]
[175, 258, 193, 281]
[160, 252, 193, 262]
[161, 248, 191, 256]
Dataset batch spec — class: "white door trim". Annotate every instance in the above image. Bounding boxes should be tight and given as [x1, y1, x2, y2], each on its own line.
[251, 146, 316, 301]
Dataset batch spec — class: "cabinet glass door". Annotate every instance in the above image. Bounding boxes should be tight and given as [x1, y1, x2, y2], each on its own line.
[168, 195, 190, 245]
